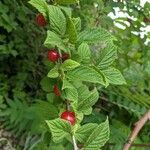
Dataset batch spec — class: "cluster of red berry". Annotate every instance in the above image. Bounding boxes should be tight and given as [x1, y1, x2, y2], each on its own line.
[47, 50, 69, 97]
[48, 49, 69, 62]
[36, 13, 76, 125]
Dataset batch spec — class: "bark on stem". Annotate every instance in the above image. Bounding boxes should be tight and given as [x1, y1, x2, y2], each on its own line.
[123, 109, 150, 150]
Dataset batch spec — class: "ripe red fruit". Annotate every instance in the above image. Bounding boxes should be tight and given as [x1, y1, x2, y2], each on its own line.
[48, 50, 60, 62]
[60, 111, 76, 125]
[36, 13, 47, 27]
[62, 53, 70, 61]
[53, 84, 61, 96]
[70, 111, 75, 117]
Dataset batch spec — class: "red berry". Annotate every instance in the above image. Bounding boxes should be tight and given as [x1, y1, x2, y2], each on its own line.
[70, 112, 75, 117]
[36, 13, 47, 26]
[60, 111, 76, 125]
[48, 50, 60, 62]
[53, 84, 61, 96]
[62, 53, 70, 61]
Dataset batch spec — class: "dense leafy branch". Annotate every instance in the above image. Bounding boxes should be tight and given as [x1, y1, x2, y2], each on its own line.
[28, 0, 126, 149]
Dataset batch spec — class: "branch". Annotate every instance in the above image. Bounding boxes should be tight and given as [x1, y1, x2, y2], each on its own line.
[72, 135, 79, 150]
[123, 109, 150, 150]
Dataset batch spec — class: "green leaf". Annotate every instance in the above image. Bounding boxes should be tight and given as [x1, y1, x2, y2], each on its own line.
[62, 79, 74, 90]
[75, 123, 98, 143]
[46, 93, 55, 103]
[34, 100, 58, 119]
[55, 0, 79, 5]
[46, 118, 71, 143]
[71, 84, 98, 113]
[83, 107, 92, 115]
[75, 84, 90, 99]
[62, 79, 78, 102]
[101, 67, 126, 85]
[77, 28, 116, 45]
[83, 118, 110, 150]
[48, 5, 66, 35]
[92, 66, 109, 87]
[40, 77, 54, 92]
[50, 145, 65, 150]
[59, 6, 72, 17]
[61, 59, 80, 71]
[63, 88, 78, 102]
[61, 5, 77, 43]
[66, 16, 77, 43]
[47, 66, 59, 78]
[77, 43, 91, 63]
[0, 95, 3, 102]
[97, 43, 117, 69]
[72, 17, 81, 31]
[77, 88, 99, 112]
[67, 65, 106, 86]
[44, 30, 67, 52]
[144, 2, 150, 10]
[29, 0, 48, 15]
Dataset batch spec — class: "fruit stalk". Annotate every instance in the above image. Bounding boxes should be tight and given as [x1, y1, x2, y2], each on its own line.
[58, 48, 62, 64]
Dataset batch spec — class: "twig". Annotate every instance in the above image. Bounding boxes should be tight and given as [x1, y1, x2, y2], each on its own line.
[72, 135, 79, 150]
[58, 48, 62, 64]
[66, 100, 71, 111]
[123, 109, 150, 150]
